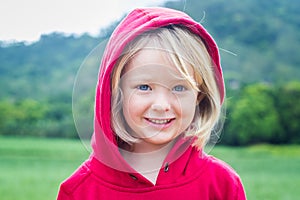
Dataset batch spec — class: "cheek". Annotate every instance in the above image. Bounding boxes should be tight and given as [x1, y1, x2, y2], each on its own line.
[122, 94, 147, 122]
[177, 93, 198, 111]
[180, 103, 196, 121]
[176, 94, 198, 122]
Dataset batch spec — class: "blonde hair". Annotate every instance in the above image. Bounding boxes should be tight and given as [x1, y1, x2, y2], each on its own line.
[111, 25, 224, 150]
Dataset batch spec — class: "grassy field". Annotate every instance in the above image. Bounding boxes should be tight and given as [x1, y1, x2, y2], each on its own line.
[0, 137, 299, 200]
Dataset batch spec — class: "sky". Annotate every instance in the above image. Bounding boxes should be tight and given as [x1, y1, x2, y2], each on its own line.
[0, 0, 175, 43]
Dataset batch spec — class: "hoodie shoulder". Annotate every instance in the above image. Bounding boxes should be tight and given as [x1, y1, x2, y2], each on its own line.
[206, 155, 240, 176]
[203, 154, 247, 199]
[58, 161, 92, 196]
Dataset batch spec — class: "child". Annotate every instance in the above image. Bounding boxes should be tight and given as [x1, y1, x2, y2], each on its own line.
[57, 7, 246, 200]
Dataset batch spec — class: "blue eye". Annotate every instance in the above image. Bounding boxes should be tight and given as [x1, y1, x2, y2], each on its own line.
[137, 85, 151, 91]
[173, 85, 186, 92]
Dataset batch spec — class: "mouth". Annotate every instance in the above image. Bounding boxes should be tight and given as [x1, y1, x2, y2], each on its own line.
[145, 118, 175, 125]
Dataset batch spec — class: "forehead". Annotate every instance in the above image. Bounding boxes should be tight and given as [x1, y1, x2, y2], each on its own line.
[123, 49, 193, 79]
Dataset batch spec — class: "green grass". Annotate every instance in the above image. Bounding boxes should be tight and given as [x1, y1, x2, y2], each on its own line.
[210, 145, 300, 199]
[0, 137, 89, 200]
[0, 137, 299, 199]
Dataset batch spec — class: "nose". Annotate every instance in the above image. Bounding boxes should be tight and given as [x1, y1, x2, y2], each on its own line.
[151, 90, 171, 112]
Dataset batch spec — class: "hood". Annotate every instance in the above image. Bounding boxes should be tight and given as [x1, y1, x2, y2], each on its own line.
[91, 7, 224, 172]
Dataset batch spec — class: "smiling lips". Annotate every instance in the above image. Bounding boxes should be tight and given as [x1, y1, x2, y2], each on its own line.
[145, 118, 175, 125]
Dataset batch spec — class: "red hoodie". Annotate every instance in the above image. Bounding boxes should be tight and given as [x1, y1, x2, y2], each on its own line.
[57, 7, 246, 200]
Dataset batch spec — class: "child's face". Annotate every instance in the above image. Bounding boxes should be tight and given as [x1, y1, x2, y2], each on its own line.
[120, 49, 198, 152]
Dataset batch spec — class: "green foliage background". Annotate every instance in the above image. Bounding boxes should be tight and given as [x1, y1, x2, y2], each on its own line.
[0, 0, 299, 145]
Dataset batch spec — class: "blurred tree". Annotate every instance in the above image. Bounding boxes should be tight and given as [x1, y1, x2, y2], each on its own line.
[275, 82, 300, 143]
[225, 84, 283, 145]
[0, 100, 15, 135]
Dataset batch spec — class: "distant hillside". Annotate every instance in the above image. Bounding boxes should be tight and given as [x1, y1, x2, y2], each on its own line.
[165, 0, 300, 84]
[0, 33, 102, 100]
[1, 0, 299, 101]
